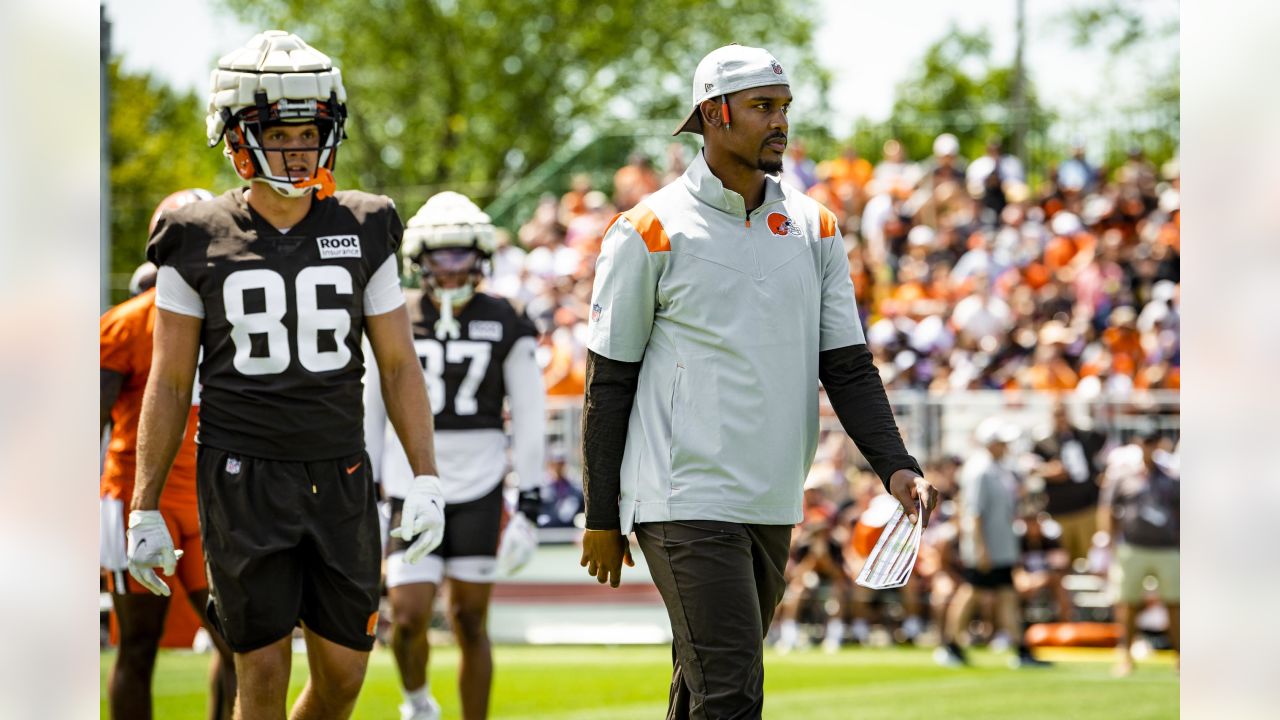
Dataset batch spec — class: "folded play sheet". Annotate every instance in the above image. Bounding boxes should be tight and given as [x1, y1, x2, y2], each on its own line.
[855, 500, 923, 590]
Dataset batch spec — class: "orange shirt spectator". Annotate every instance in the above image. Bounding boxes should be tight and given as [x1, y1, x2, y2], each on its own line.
[559, 173, 593, 225]
[829, 147, 872, 195]
[612, 153, 660, 212]
[1103, 308, 1144, 378]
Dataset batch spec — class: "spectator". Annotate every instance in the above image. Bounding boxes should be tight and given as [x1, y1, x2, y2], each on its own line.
[661, 142, 690, 185]
[611, 152, 660, 211]
[923, 133, 967, 187]
[559, 173, 594, 226]
[540, 447, 584, 528]
[1032, 400, 1107, 566]
[951, 272, 1013, 346]
[1013, 510, 1074, 622]
[518, 194, 566, 249]
[1057, 138, 1099, 195]
[776, 472, 852, 654]
[829, 145, 873, 216]
[872, 138, 918, 197]
[966, 137, 1025, 217]
[936, 419, 1050, 668]
[1098, 428, 1180, 676]
[781, 140, 818, 191]
[564, 190, 615, 255]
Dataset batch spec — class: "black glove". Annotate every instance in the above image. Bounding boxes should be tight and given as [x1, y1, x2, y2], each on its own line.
[517, 488, 542, 524]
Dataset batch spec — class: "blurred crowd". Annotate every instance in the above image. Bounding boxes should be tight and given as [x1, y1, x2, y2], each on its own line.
[771, 402, 1179, 672]
[491, 134, 1180, 403]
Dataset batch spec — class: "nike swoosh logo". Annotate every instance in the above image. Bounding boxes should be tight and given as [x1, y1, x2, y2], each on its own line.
[346, 462, 362, 475]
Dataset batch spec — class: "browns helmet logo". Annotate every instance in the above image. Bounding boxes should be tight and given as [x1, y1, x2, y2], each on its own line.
[766, 212, 801, 237]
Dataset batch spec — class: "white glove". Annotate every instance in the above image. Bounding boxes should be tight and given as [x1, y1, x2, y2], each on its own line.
[126, 510, 183, 596]
[497, 512, 539, 576]
[390, 475, 445, 564]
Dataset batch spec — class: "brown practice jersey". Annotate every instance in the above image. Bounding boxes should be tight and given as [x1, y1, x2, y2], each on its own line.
[405, 288, 538, 431]
[147, 188, 403, 461]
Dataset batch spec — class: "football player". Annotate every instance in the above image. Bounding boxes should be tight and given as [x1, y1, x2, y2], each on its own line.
[101, 190, 236, 720]
[365, 192, 546, 720]
[126, 32, 442, 719]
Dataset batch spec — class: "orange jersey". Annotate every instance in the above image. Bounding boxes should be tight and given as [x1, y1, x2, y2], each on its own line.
[100, 288, 200, 506]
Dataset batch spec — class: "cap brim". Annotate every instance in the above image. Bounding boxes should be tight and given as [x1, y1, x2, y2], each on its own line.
[672, 106, 702, 136]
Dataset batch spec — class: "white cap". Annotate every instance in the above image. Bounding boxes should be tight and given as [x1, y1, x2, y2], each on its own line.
[907, 224, 935, 248]
[1050, 211, 1083, 237]
[975, 417, 1020, 445]
[933, 133, 959, 157]
[673, 44, 789, 136]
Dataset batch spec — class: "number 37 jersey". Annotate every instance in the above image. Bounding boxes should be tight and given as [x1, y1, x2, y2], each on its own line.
[147, 188, 405, 461]
[404, 288, 538, 431]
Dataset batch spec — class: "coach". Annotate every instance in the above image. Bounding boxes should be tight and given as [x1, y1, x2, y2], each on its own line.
[579, 44, 938, 719]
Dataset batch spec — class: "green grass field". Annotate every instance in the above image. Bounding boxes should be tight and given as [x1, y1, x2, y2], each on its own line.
[101, 644, 1178, 719]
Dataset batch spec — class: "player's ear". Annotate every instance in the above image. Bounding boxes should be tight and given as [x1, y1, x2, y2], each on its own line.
[699, 99, 723, 131]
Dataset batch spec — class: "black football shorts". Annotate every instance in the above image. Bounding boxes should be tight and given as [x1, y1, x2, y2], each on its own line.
[385, 482, 503, 586]
[962, 565, 1016, 589]
[196, 445, 381, 652]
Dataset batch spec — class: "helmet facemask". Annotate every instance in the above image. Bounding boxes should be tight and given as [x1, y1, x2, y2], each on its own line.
[221, 91, 346, 199]
[419, 247, 487, 340]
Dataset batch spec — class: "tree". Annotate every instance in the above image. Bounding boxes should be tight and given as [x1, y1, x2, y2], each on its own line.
[107, 61, 238, 305]
[219, 0, 828, 218]
[874, 25, 1051, 165]
[1058, 1, 1178, 168]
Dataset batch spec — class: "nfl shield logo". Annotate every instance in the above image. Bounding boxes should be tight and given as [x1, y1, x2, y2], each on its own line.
[591, 303, 603, 322]
[225, 457, 241, 475]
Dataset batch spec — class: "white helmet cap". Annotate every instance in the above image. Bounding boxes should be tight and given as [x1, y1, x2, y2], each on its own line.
[206, 31, 347, 199]
[403, 191, 497, 260]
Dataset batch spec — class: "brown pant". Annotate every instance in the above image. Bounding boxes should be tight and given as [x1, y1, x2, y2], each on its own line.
[1054, 506, 1098, 564]
[636, 520, 792, 720]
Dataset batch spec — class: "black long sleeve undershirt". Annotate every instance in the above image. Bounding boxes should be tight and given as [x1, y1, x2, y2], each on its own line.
[581, 350, 641, 531]
[818, 344, 923, 491]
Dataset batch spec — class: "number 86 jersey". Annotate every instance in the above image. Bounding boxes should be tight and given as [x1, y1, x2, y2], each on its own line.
[146, 188, 405, 462]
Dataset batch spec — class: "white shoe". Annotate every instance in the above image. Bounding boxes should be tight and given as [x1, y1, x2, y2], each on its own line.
[400, 696, 442, 720]
[901, 616, 923, 640]
[990, 631, 1010, 653]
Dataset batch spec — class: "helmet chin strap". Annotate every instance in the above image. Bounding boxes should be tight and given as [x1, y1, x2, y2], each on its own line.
[432, 285, 474, 340]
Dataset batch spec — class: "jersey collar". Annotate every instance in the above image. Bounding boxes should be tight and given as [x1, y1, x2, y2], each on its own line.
[683, 149, 786, 217]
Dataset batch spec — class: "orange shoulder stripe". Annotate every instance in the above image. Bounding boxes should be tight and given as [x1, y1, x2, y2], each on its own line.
[620, 204, 671, 253]
[818, 207, 838, 238]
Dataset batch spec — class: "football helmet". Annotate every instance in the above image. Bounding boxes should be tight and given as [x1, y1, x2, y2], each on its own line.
[403, 192, 497, 337]
[148, 188, 214, 235]
[129, 262, 158, 296]
[205, 31, 347, 199]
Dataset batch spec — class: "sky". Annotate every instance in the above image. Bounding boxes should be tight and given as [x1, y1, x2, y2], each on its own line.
[102, 0, 1178, 135]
